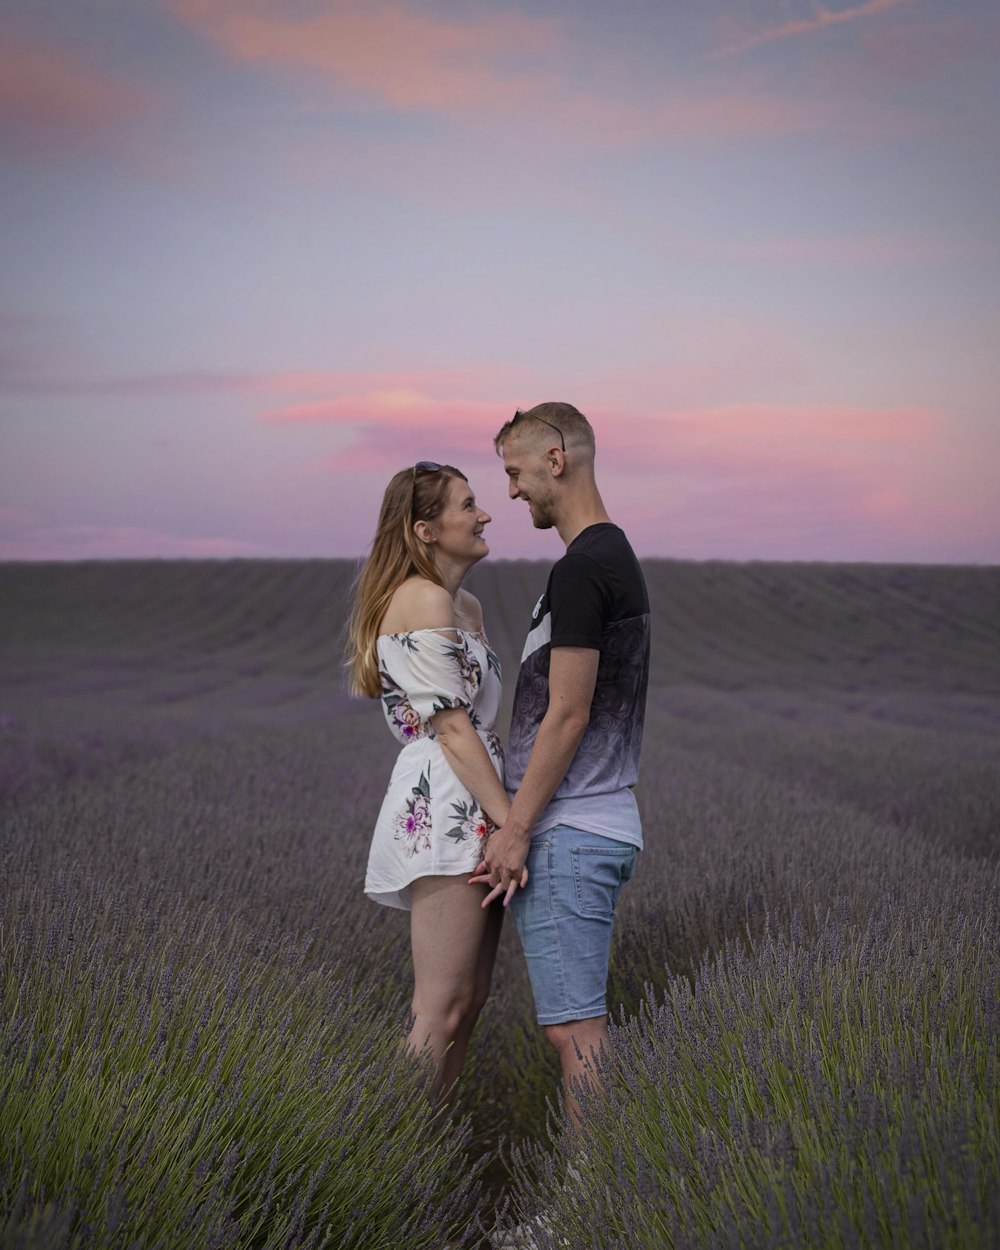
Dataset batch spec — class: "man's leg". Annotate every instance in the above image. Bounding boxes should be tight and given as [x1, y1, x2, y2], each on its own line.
[511, 827, 637, 1120]
[544, 1015, 610, 1124]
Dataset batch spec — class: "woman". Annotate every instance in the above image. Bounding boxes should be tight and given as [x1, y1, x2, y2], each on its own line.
[346, 461, 521, 1099]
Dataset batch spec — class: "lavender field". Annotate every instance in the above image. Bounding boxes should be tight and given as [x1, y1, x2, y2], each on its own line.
[2, 558, 998, 1250]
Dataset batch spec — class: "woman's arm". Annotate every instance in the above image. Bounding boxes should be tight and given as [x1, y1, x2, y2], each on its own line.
[386, 579, 507, 821]
[431, 706, 510, 827]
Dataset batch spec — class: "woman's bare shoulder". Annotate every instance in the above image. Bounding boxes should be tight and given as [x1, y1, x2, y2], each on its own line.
[379, 577, 455, 635]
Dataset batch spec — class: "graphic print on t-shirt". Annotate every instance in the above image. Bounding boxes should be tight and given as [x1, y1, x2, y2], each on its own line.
[520, 593, 550, 662]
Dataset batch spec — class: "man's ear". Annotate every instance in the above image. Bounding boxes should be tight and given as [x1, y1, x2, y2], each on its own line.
[413, 520, 435, 545]
[548, 448, 566, 477]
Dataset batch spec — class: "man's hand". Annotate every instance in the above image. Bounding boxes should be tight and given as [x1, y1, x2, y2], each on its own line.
[469, 824, 530, 908]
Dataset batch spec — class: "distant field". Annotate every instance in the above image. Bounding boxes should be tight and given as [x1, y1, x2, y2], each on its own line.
[1, 559, 998, 1249]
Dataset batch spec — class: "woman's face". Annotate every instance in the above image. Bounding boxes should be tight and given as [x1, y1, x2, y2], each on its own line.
[423, 474, 491, 565]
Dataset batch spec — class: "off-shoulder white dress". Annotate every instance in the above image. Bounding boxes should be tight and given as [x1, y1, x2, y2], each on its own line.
[364, 628, 504, 910]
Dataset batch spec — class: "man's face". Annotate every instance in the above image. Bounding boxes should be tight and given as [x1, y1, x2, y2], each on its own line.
[501, 435, 557, 530]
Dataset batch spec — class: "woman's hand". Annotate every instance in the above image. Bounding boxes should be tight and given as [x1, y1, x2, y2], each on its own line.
[469, 823, 530, 908]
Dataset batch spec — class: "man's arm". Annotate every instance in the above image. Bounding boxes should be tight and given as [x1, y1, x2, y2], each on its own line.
[473, 646, 599, 905]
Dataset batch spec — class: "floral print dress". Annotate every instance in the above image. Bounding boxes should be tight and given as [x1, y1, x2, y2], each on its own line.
[364, 627, 504, 910]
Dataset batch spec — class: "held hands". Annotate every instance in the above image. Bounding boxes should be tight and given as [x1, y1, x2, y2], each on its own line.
[469, 824, 529, 909]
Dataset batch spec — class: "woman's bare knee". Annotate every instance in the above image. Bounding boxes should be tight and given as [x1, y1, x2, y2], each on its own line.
[412, 985, 476, 1038]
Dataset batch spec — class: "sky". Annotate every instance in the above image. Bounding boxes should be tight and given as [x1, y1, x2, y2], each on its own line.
[1, 0, 998, 563]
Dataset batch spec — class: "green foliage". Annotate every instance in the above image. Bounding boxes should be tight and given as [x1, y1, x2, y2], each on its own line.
[505, 908, 999, 1249]
[1, 894, 486, 1249]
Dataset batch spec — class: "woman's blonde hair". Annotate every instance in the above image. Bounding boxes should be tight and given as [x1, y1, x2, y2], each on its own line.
[345, 464, 467, 698]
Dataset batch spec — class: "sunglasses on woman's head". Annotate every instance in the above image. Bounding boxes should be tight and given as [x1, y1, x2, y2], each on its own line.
[410, 462, 444, 517]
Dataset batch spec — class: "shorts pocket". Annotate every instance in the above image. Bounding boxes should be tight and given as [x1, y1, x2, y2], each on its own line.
[571, 845, 638, 918]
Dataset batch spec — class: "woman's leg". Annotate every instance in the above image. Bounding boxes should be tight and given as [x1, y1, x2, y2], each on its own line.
[408, 874, 504, 1100]
[438, 892, 503, 1094]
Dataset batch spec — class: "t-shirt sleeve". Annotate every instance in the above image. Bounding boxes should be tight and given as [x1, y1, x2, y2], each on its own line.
[548, 553, 609, 650]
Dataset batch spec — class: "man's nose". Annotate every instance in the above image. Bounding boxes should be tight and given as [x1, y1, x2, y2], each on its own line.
[508, 479, 519, 499]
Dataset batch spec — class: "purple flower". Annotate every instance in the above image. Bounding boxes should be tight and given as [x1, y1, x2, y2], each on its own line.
[395, 793, 431, 856]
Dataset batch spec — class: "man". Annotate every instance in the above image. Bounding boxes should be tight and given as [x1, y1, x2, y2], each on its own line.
[473, 402, 650, 1118]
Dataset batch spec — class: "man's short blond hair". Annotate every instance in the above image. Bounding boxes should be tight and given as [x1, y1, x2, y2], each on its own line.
[493, 402, 595, 454]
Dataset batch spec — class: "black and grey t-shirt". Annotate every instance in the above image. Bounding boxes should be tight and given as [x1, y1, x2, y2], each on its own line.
[507, 523, 650, 847]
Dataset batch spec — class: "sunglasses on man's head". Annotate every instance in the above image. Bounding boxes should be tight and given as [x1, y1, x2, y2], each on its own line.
[511, 409, 565, 453]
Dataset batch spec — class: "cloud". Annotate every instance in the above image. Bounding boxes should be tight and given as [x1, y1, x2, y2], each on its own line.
[262, 385, 943, 516]
[1, 366, 266, 397]
[264, 387, 510, 469]
[0, 30, 150, 156]
[171, 0, 831, 144]
[259, 321, 809, 439]
[173, 0, 561, 114]
[0, 517, 264, 561]
[255, 378, 996, 561]
[585, 403, 996, 562]
[286, 392, 984, 559]
[711, 0, 910, 60]
[576, 404, 936, 489]
[0, 331, 518, 401]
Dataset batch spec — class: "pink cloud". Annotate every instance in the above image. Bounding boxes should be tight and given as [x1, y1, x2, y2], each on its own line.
[658, 403, 934, 455]
[0, 31, 149, 155]
[262, 386, 949, 549]
[258, 330, 808, 446]
[2, 367, 267, 397]
[266, 389, 493, 426]
[493, 440, 998, 562]
[1, 343, 519, 401]
[4, 395, 993, 562]
[710, 0, 909, 60]
[600, 406, 940, 510]
[173, 0, 561, 114]
[171, 0, 831, 144]
[857, 486, 909, 519]
[585, 400, 1000, 561]
[264, 389, 510, 470]
[0, 520, 264, 561]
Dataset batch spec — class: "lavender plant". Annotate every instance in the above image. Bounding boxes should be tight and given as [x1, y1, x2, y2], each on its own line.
[1, 558, 998, 1249]
[1, 859, 487, 1248]
[500, 882, 999, 1249]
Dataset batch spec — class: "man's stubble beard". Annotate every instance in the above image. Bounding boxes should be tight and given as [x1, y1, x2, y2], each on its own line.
[528, 490, 557, 531]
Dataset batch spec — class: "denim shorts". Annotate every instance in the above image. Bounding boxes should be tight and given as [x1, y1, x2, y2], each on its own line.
[510, 825, 638, 1026]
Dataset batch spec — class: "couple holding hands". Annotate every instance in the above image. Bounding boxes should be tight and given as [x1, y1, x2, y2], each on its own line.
[346, 402, 650, 1117]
